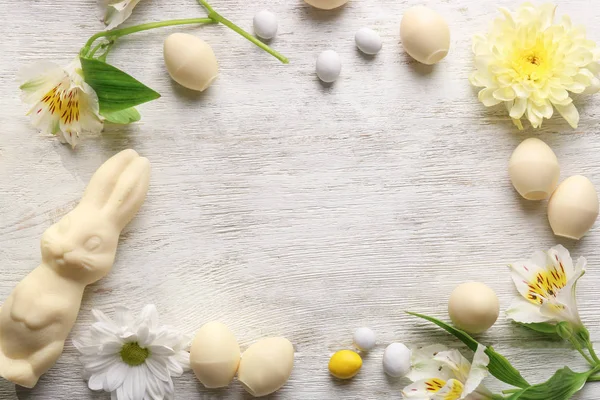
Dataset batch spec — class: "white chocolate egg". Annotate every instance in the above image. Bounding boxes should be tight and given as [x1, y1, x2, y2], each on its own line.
[382, 343, 411, 378]
[190, 322, 240, 388]
[253, 10, 278, 40]
[355, 27, 383, 55]
[163, 33, 219, 92]
[316, 50, 342, 83]
[548, 175, 599, 240]
[448, 282, 499, 334]
[353, 327, 376, 351]
[304, 0, 349, 10]
[509, 138, 560, 200]
[400, 6, 450, 65]
[238, 337, 294, 397]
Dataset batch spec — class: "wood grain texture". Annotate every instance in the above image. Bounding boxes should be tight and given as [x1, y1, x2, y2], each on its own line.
[1, 0, 600, 398]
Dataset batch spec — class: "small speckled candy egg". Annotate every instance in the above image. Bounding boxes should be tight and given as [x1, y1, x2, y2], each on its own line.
[316, 50, 341, 83]
[253, 10, 278, 40]
[353, 327, 376, 351]
[328, 350, 362, 379]
[190, 322, 240, 388]
[400, 6, 450, 65]
[164, 33, 219, 92]
[382, 343, 411, 377]
[355, 27, 382, 55]
[238, 337, 294, 397]
[509, 138, 560, 200]
[448, 282, 499, 334]
[304, 0, 349, 10]
[548, 175, 599, 240]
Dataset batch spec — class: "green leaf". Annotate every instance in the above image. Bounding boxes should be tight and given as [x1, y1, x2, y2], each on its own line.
[101, 107, 141, 124]
[517, 322, 558, 335]
[80, 57, 160, 113]
[505, 367, 590, 400]
[407, 312, 530, 389]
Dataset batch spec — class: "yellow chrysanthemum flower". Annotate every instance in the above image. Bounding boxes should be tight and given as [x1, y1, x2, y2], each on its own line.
[470, 3, 600, 130]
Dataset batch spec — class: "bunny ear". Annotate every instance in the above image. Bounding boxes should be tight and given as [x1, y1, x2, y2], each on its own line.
[81, 149, 139, 208]
[104, 156, 151, 229]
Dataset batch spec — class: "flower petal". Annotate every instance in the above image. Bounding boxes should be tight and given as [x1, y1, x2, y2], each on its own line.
[105, 362, 129, 392]
[478, 88, 503, 107]
[462, 345, 489, 396]
[146, 357, 170, 382]
[506, 297, 552, 323]
[88, 373, 106, 391]
[138, 304, 160, 330]
[407, 345, 454, 382]
[105, 0, 144, 30]
[554, 102, 579, 128]
[433, 350, 471, 382]
[402, 378, 447, 398]
[432, 379, 464, 400]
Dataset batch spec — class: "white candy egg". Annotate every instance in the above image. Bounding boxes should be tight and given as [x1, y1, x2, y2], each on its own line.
[190, 322, 240, 388]
[304, 0, 349, 10]
[238, 337, 294, 397]
[400, 6, 450, 65]
[548, 175, 599, 240]
[353, 327, 376, 351]
[448, 282, 499, 334]
[509, 138, 560, 200]
[253, 10, 278, 40]
[382, 343, 411, 377]
[355, 28, 382, 55]
[163, 33, 219, 92]
[316, 50, 341, 83]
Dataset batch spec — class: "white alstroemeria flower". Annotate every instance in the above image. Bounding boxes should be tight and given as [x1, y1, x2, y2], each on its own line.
[103, 0, 144, 30]
[74, 305, 191, 400]
[19, 59, 103, 148]
[507, 245, 586, 326]
[402, 345, 492, 400]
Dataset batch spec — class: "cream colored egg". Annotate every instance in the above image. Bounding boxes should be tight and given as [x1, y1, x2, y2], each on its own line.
[190, 322, 240, 388]
[163, 33, 219, 92]
[509, 138, 560, 200]
[448, 282, 499, 334]
[238, 337, 294, 397]
[400, 6, 450, 65]
[548, 175, 599, 240]
[304, 0, 349, 10]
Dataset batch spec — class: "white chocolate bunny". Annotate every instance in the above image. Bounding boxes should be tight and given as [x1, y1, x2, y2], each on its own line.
[0, 149, 150, 388]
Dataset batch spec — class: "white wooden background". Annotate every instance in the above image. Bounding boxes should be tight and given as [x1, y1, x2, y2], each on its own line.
[1, 0, 600, 398]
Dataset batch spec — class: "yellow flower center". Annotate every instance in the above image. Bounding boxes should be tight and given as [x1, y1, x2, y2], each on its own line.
[40, 83, 80, 125]
[423, 378, 464, 400]
[510, 37, 554, 82]
[425, 378, 446, 392]
[526, 263, 567, 305]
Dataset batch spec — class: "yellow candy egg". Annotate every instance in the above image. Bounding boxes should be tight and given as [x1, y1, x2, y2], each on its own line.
[328, 350, 362, 379]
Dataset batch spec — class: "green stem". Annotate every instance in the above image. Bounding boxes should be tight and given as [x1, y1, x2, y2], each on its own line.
[502, 389, 521, 394]
[88, 42, 105, 58]
[82, 18, 215, 56]
[576, 346, 596, 366]
[587, 342, 600, 364]
[197, 0, 289, 64]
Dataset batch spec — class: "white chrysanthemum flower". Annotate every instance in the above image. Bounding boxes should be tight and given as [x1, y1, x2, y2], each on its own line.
[103, 0, 144, 30]
[507, 245, 585, 326]
[74, 305, 191, 400]
[470, 3, 600, 130]
[402, 344, 492, 400]
[18, 58, 103, 148]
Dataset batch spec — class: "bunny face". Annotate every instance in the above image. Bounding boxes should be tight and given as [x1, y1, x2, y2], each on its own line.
[40, 149, 150, 284]
[41, 211, 120, 284]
